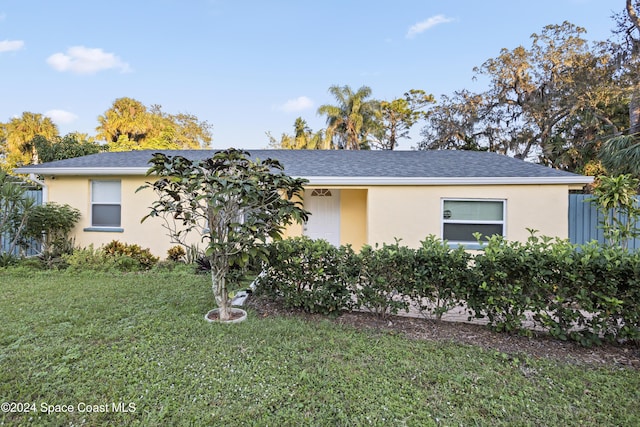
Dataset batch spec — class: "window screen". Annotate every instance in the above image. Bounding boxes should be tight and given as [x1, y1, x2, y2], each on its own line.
[442, 200, 504, 243]
[91, 181, 121, 227]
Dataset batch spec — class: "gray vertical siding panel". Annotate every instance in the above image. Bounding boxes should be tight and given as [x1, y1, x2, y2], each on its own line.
[569, 194, 640, 248]
[1, 188, 43, 256]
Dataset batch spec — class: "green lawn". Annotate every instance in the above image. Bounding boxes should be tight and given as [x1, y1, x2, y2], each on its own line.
[1, 268, 638, 426]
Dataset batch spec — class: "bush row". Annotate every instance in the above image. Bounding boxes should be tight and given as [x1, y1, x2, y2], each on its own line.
[0, 240, 162, 272]
[256, 236, 471, 319]
[256, 235, 640, 347]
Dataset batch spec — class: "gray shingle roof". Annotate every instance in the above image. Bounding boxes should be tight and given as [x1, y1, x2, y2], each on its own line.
[16, 149, 590, 181]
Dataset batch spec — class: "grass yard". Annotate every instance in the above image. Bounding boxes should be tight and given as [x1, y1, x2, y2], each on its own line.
[1, 268, 639, 426]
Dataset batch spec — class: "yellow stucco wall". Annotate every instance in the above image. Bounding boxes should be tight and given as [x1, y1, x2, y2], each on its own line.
[339, 189, 367, 250]
[43, 176, 572, 256]
[44, 175, 202, 257]
[366, 185, 568, 248]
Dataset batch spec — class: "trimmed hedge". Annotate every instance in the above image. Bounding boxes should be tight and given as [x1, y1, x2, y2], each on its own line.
[257, 237, 358, 315]
[257, 234, 640, 347]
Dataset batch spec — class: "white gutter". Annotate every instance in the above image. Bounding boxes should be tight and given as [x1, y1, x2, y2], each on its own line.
[29, 173, 48, 203]
[15, 167, 149, 176]
[14, 168, 594, 186]
[302, 176, 594, 186]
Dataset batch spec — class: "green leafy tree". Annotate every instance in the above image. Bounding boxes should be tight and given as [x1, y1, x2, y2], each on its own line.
[30, 134, 103, 163]
[97, 97, 212, 150]
[317, 85, 379, 150]
[21, 202, 81, 257]
[475, 22, 615, 161]
[418, 91, 490, 151]
[589, 174, 640, 249]
[372, 89, 434, 150]
[420, 22, 622, 172]
[600, 0, 640, 175]
[617, 0, 640, 135]
[140, 149, 309, 321]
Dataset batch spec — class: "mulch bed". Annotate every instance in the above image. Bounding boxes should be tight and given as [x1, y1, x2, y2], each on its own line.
[245, 295, 640, 370]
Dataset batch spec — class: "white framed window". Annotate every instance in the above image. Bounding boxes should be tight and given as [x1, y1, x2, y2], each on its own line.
[91, 180, 121, 227]
[441, 199, 505, 244]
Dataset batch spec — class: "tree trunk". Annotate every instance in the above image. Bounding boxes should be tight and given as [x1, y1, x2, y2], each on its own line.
[211, 267, 231, 321]
[631, 87, 640, 135]
[628, 0, 640, 134]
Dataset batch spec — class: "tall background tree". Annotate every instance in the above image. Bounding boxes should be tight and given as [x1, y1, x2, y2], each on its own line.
[599, 0, 640, 176]
[317, 85, 379, 150]
[1, 112, 59, 170]
[267, 117, 327, 149]
[418, 21, 624, 173]
[30, 134, 103, 163]
[96, 97, 212, 151]
[371, 89, 434, 150]
[418, 91, 489, 152]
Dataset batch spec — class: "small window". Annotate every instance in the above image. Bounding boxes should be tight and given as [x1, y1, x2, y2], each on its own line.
[91, 180, 121, 227]
[442, 199, 505, 244]
[311, 189, 332, 197]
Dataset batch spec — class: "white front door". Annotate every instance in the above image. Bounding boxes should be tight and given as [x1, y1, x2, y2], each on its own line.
[304, 189, 340, 246]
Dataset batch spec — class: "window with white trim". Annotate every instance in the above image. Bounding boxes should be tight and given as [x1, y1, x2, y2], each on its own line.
[91, 180, 121, 227]
[442, 199, 505, 244]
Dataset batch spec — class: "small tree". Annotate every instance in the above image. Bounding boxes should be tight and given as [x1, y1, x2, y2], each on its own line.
[21, 202, 81, 257]
[140, 149, 309, 321]
[589, 174, 640, 249]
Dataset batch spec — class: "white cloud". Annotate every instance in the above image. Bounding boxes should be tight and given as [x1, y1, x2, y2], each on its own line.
[406, 15, 454, 39]
[0, 13, 6, 21]
[45, 109, 78, 125]
[0, 39, 24, 52]
[46, 46, 131, 74]
[278, 96, 314, 113]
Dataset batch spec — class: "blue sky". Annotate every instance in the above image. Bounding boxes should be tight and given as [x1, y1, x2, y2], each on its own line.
[0, 0, 624, 150]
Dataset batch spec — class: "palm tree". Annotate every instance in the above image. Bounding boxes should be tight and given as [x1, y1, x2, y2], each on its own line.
[317, 85, 379, 150]
[267, 118, 328, 149]
[5, 112, 59, 168]
[96, 97, 151, 144]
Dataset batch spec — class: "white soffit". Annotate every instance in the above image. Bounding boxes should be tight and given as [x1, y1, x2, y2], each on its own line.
[16, 168, 594, 186]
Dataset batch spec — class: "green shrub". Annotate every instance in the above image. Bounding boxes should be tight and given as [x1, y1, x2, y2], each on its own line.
[0, 253, 18, 268]
[63, 244, 152, 273]
[63, 245, 119, 272]
[16, 257, 46, 270]
[21, 202, 80, 257]
[468, 231, 640, 346]
[412, 235, 472, 320]
[257, 237, 357, 315]
[167, 245, 186, 262]
[103, 240, 159, 270]
[568, 242, 640, 344]
[354, 240, 414, 317]
[523, 235, 584, 342]
[257, 231, 640, 347]
[466, 234, 549, 335]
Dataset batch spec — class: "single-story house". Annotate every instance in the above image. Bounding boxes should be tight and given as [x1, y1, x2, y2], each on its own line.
[16, 149, 593, 257]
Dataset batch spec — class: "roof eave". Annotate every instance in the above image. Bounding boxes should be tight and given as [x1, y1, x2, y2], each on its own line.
[303, 176, 594, 186]
[14, 167, 149, 176]
[13, 168, 594, 186]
